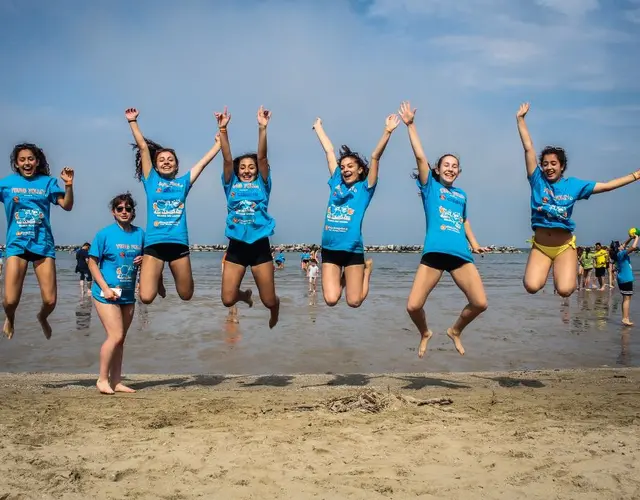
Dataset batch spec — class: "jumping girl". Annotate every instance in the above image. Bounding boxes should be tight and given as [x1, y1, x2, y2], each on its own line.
[88, 193, 144, 394]
[398, 101, 489, 358]
[1, 143, 74, 339]
[312, 113, 399, 307]
[516, 102, 640, 297]
[217, 106, 280, 329]
[126, 108, 221, 304]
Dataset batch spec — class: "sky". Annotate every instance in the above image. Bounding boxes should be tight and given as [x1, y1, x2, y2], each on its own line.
[1, 0, 639, 246]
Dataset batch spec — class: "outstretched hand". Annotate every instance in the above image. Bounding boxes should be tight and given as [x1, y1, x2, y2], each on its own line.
[215, 106, 231, 129]
[472, 246, 491, 254]
[398, 101, 416, 125]
[60, 167, 74, 186]
[516, 102, 530, 119]
[125, 108, 139, 122]
[257, 105, 271, 127]
[385, 114, 400, 133]
[312, 117, 322, 130]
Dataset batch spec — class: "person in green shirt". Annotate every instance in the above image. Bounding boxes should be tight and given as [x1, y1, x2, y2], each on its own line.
[579, 246, 594, 290]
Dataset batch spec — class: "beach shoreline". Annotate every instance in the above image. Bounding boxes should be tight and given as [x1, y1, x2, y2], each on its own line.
[1, 368, 639, 499]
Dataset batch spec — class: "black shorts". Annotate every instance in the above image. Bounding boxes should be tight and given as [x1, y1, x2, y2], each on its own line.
[421, 252, 468, 273]
[595, 267, 606, 278]
[144, 243, 190, 263]
[15, 250, 48, 263]
[225, 237, 272, 268]
[619, 281, 633, 296]
[320, 249, 365, 268]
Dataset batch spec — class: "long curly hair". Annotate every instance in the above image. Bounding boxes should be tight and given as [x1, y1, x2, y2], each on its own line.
[132, 138, 179, 181]
[10, 143, 51, 176]
[233, 153, 259, 179]
[338, 145, 369, 181]
[110, 192, 137, 222]
[539, 146, 567, 172]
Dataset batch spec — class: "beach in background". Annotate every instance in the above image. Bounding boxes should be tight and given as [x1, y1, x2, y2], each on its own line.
[1, 252, 638, 374]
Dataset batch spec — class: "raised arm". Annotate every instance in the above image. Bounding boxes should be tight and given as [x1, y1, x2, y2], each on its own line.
[57, 167, 74, 211]
[368, 114, 400, 188]
[630, 236, 640, 254]
[189, 128, 221, 185]
[464, 219, 489, 253]
[398, 101, 430, 186]
[592, 169, 640, 194]
[257, 105, 271, 183]
[215, 107, 233, 184]
[312, 118, 338, 176]
[125, 108, 153, 180]
[516, 103, 537, 177]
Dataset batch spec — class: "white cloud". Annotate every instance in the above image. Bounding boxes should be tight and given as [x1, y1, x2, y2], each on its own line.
[534, 0, 599, 18]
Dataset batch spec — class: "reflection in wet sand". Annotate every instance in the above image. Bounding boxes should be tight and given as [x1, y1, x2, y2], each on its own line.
[75, 298, 92, 332]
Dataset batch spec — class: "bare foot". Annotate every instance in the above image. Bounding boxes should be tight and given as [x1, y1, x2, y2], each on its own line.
[269, 298, 280, 329]
[447, 328, 465, 355]
[96, 379, 115, 395]
[158, 281, 167, 299]
[113, 383, 136, 393]
[418, 330, 432, 358]
[37, 313, 52, 340]
[622, 319, 634, 326]
[243, 289, 253, 308]
[3, 317, 15, 340]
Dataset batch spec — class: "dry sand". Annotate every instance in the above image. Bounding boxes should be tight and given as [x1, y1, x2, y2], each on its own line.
[1, 368, 639, 499]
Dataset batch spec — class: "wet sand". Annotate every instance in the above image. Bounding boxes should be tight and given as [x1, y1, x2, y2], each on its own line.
[1, 368, 639, 499]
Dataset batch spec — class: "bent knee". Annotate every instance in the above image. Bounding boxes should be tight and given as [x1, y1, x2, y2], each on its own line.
[523, 279, 544, 295]
[178, 289, 194, 301]
[346, 298, 363, 308]
[323, 293, 340, 307]
[555, 286, 575, 298]
[42, 297, 57, 309]
[406, 301, 424, 314]
[472, 300, 489, 312]
[139, 293, 155, 305]
[221, 295, 235, 308]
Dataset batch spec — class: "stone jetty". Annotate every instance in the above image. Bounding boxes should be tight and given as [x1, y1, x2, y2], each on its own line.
[53, 244, 522, 254]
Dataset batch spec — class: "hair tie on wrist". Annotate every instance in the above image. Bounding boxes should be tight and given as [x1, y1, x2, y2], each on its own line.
[128, 119, 137, 123]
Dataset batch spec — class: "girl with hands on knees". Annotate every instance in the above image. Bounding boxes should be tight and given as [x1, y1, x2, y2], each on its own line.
[312, 113, 399, 308]
[399, 101, 488, 359]
[125, 107, 221, 305]
[218, 106, 280, 329]
[516, 102, 640, 297]
[88, 193, 145, 395]
[0, 143, 74, 340]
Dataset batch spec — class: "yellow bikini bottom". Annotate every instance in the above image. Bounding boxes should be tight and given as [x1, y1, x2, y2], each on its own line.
[529, 235, 576, 260]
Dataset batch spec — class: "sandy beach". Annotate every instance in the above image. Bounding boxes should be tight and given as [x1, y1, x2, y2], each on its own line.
[1, 369, 639, 499]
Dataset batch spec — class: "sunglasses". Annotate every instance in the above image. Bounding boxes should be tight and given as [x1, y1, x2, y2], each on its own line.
[115, 205, 133, 213]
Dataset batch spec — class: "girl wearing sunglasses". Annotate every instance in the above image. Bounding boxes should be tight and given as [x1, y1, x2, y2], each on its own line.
[125, 108, 221, 305]
[1, 143, 74, 340]
[88, 193, 144, 395]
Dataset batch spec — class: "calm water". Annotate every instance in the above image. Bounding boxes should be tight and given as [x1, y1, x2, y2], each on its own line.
[0, 252, 638, 374]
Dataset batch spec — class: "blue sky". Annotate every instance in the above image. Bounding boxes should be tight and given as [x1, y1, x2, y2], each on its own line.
[1, 0, 639, 246]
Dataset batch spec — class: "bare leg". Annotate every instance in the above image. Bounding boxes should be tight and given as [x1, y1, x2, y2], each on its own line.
[168, 255, 194, 301]
[523, 247, 553, 294]
[321, 263, 343, 306]
[93, 300, 126, 395]
[33, 258, 57, 340]
[109, 303, 136, 392]
[361, 259, 373, 303]
[343, 264, 365, 308]
[406, 264, 444, 358]
[138, 255, 164, 305]
[622, 295, 633, 326]
[2, 256, 29, 339]
[553, 248, 578, 298]
[251, 261, 280, 328]
[221, 261, 253, 308]
[448, 263, 489, 356]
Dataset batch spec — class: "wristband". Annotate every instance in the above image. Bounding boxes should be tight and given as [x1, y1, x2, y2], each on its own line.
[219, 127, 227, 132]
[633, 172, 639, 181]
[128, 119, 137, 123]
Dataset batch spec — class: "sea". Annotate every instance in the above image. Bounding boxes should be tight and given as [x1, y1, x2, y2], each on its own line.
[0, 252, 638, 374]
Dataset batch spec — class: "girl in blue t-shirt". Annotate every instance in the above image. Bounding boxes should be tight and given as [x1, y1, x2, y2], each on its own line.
[0, 143, 74, 341]
[216, 106, 280, 329]
[516, 103, 640, 297]
[126, 108, 221, 305]
[614, 235, 638, 326]
[399, 101, 489, 359]
[88, 193, 144, 395]
[312, 113, 399, 308]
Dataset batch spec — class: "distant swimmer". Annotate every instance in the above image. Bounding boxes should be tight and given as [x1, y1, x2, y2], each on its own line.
[300, 248, 310, 271]
[614, 234, 638, 326]
[398, 101, 488, 358]
[75, 242, 92, 297]
[0, 143, 74, 340]
[274, 249, 285, 270]
[312, 112, 398, 308]
[217, 106, 280, 329]
[126, 107, 221, 305]
[88, 193, 144, 394]
[516, 102, 640, 298]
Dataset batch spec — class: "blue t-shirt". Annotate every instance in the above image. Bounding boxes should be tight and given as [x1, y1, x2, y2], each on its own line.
[616, 250, 634, 284]
[222, 172, 275, 244]
[0, 173, 65, 258]
[528, 167, 595, 232]
[321, 168, 376, 253]
[275, 252, 285, 263]
[418, 172, 472, 262]
[89, 223, 145, 304]
[142, 168, 191, 247]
